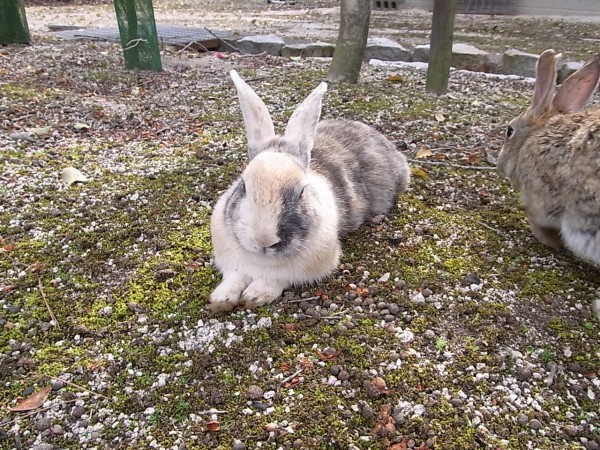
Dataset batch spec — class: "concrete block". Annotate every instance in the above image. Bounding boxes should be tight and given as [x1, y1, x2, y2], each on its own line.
[281, 42, 335, 58]
[236, 34, 285, 56]
[502, 48, 539, 78]
[364, 37, 412, 62]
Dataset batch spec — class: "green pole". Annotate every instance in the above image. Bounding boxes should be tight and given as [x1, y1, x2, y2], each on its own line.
[426, 0, 457, 94]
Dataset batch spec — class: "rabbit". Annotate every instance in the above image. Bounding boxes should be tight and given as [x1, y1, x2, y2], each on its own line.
[496, 49, 600, 319]
[208, 70, 410, 312]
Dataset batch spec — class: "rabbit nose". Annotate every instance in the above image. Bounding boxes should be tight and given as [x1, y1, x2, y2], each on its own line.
[255, 235, 281, 250]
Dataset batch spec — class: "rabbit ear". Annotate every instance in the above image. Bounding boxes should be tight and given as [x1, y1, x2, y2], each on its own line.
[230, 70, 276, 159]
[531, 49, 560, 117]
[283, 82, 328, 169]
[553, 53, 600, 113]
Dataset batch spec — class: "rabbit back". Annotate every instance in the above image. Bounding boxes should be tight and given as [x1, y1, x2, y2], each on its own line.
[515, 109, 600, 264]
[311, 119, 410, 235]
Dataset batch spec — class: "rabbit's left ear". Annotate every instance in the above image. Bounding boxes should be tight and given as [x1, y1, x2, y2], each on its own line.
[230, 70, 276, 160]
[531, 49, 560, 117]
[553, 53, 600, 113]
[283, 82, 327, 169]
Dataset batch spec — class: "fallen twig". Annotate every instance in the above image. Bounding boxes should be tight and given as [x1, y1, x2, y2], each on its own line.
[203, 27, 241, 53]
[177, 40, 209, 54]
[286, 296, 321, 303]
[38, 278, 60, 330]
[410, 159, 496, 171]
[278, 368, 303, 387]
[238, 51, 267, 59]
[476, 220, 509, 238]
[50, 377, 112, 401]
[196, 409, 227, 414]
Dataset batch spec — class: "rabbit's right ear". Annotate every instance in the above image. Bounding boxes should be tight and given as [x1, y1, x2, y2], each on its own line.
[531, 49, 560, 117]
[553, 53, 600, 113]
[230, 70, 276, 160]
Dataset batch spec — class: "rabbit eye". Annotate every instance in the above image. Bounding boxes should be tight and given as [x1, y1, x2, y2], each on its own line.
[506, 126, 515, 139]
[239, 180, 246, 195]
[298, 186, 306, 199]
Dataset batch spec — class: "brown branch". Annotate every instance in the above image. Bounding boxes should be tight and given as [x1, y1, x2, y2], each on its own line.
[203, 27, 241, 53]
[410, 159, 496, 171]
[38, 278, 60, 330]
[50, 377, 112, 401]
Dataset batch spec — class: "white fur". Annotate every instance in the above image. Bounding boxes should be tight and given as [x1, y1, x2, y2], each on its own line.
[210, 171, 340, 311]
[209, 72, 337, 311]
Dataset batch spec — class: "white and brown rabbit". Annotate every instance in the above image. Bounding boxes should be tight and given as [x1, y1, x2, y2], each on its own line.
[208, 70, 410, 312]
[496, 49, 600, 319]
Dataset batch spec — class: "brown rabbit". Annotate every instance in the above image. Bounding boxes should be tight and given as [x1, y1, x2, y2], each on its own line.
[496, 49, 600, 319]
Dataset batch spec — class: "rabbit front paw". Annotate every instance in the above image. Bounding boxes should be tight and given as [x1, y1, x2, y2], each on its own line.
[209, 273, 251, 313]
[241, 279, 286, 309]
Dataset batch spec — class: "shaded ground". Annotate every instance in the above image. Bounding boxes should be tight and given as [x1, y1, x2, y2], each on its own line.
[1, 4, 600, 450]
[23, 0, 600, 61]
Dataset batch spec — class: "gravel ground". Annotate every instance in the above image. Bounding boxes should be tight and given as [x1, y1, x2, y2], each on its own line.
[1, 3, 600, 450]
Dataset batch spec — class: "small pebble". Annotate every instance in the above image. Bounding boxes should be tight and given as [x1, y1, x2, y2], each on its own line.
[515, 366, 532, 382]
[383, 314, 395, 322]
[388, 304, 400, 315]
[337, 370, 350, 381]
[232, 440, 246, 450]
[51, 380, 66, 391]
[424, 329, 435, 340]
[528, 419, 542, 430]
[246, 385, 263, 401]
[34, 418, 52, 432]
[563, 424, 578, 437]
[51, 424, 64, 435]
[33, 444, 54, 450]
[516, 414, 528, 426]
[584, 442, 599, 450]
[72, 405, 85, 419]
[450, 398, 463, 407]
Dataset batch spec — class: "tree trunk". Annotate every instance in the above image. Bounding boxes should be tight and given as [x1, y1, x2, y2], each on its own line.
[326, 0, 371, 84]
[0, 0, 31, 44]
[426, 0, 457, 94]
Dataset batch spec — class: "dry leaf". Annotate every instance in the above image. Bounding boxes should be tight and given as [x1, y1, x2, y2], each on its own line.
[10, 385, 52, 412]
[415, 148, 433, 159]
[205, 420, 220, 432]
[282, 323, 298, 331]
[0, 243, 16, 253]
[4, 322, 16, 330]
[410, 167, 429, 179]
[372, 376, 389, 394]
[372, 403, 395, 437]
[434, 153, 448, 160]
[355, 286, 370, 297]
[1, 285, 17, 294]
[465, 153, 481, 165]
[388, 437, 409, 450]
[283, 377, 301, 388]
[434, 111, 445, 122]
[386, 74, 405, 83]
[28, 262, 46, 273]
[316, 347, 342, 361]
[61, 167, 88, 186]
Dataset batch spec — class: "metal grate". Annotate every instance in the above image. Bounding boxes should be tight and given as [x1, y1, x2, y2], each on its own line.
[53, 25, 231, 51]
[0, 0, 31, 44]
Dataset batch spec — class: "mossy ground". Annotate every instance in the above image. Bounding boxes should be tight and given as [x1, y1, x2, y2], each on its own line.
[1, 19, 599, 450]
